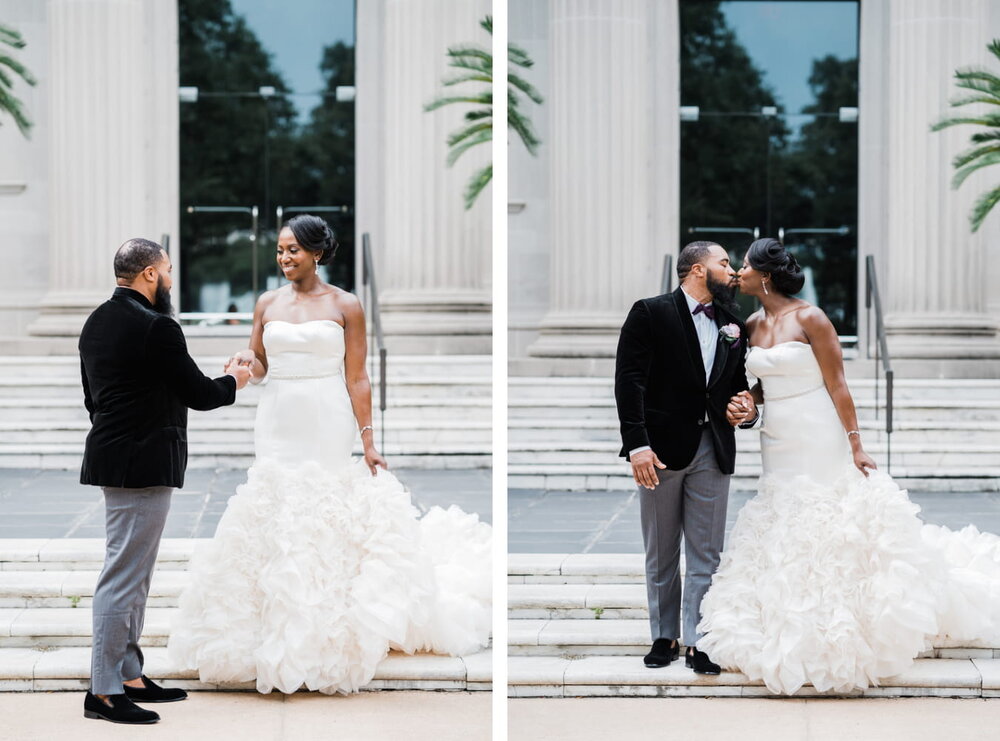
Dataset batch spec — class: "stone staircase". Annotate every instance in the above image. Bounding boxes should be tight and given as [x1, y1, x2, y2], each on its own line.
[0, 355, 491, 470]
[506, 553, 1000, 697]
[0, 539, 490, 692]
[509, 375, 1000, 491]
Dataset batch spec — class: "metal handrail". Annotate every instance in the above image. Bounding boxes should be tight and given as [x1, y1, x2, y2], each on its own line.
[361, 233, 387, 452]
[865, 255, 893, 473]
[661, 254, 674, 295]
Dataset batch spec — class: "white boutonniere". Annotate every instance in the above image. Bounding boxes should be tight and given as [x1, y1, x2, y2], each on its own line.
[719, 323, 741, 345]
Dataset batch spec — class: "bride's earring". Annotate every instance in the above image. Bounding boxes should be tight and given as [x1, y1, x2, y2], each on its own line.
[762, 279, 769, 296]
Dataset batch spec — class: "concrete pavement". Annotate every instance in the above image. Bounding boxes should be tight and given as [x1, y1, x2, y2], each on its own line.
[508, 697, 1000, 740]
[509, 487, 1000, 553]
[0, 468, 491, 539]
[0, 691, 490, 741]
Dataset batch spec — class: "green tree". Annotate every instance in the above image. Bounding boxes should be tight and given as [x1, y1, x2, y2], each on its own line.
[932, 39, 1000, 232]
[0, 23, 36, 137]
[425, 15, 543, 210]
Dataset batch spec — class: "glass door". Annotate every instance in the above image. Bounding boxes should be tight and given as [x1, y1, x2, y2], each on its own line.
[177, 0, 356, 319]
[679, 0, 859, 338]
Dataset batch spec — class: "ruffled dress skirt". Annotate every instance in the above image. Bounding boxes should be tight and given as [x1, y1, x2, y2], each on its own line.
[168, 459, 491, 694]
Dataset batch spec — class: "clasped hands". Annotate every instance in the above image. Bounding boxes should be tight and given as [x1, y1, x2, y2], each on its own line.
[223, 350, 256, 390]
[726, 390, 757, 427]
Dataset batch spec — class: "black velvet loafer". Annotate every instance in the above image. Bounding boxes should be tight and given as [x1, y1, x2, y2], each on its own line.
[686, 648, 722, 675]
[643, 638, 680, 668]
[123, 675, 188, 703]
[84, 691, 160, 724]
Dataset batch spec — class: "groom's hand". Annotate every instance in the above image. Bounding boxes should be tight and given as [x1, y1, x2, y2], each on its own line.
[225, 363, 252, 390]
[726, 391, 756, 426]
[631, 449, 666, 489]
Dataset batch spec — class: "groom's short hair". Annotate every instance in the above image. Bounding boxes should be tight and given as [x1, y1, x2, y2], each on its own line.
[677, 241, 719, 282]
[114, 238, 164, 282]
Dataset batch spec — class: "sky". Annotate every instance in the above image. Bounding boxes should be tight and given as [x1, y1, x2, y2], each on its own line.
[720, 1, 858, 118]
[232, 0, 355, 122]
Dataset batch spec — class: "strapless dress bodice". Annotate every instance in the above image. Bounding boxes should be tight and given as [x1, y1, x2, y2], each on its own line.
[263, 320, 345, 379]
[746, 341, 825, 401]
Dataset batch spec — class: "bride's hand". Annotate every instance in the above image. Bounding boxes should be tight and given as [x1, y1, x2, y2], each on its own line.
[853, 448, 877, 477]
[364, 448, 388, 476]
[230, 349, 257, 368]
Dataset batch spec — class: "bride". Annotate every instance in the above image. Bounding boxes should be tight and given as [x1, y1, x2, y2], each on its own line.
[697, 237, 1000, 695]
[168, 214, 491, 694]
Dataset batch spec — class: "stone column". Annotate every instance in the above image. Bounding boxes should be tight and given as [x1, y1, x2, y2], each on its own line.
[528, 0, 678, 357]
[29, 0, 179, 337]
[884, 0, 1000, 357]
[358, 0, 491, 354]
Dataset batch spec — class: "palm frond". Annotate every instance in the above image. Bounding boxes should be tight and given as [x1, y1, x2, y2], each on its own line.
[953, 142, 1000, 169]
[970, 185, 1000, 231]
[0, 25, 25, 49]
[442, 70, 491, 86]
[446, 120, 492, 148]
[949, 94, 1000, 109]
[0, 85, 31, 136]
[463, 164, 492, 210]
[953, 69, 1000, 90]
[424, 93, 491, 113]
[931, 114, 1000, 132]
[427, 13, 541, 209]
[509, 71, 543, 105]
[446, 128, 492, 167]
[508, 44, 534, 69]
[951, 150, 1000, 189]
[0, 54, 36, 86]
[971, 130, 1000, 143]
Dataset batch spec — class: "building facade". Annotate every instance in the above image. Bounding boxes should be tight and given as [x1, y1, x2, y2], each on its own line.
[509, 0, 1000, 376]
[0, 0, 491, 354]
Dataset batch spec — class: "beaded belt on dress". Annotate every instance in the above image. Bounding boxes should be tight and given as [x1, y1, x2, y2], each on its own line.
[267, 370, 339, 380]
[764, 382, 825, 401]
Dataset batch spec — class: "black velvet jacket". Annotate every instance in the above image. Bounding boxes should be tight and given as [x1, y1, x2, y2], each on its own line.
[614, 287, 750, 475]
[79, 287, 237, 488]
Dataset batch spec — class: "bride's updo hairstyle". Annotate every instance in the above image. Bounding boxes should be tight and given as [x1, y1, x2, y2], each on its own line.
[285, 214, 338, 265]
[746, 238, 805, 295]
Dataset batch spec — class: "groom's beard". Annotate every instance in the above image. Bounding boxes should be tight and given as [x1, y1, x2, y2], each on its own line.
[153, 275, 174, 316]
[707, 274, 739, 313]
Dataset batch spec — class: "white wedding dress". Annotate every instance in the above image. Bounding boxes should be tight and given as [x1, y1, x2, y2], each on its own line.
[697, 341, 1000, 694]
[168, 320, 491, 694]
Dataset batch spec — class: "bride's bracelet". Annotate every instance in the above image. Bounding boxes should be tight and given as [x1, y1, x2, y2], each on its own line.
[359, 425, 374, 437]
[846, 430, 860, 438]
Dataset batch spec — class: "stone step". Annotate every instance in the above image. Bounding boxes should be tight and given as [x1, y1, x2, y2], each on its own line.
[509, 419, 1000, 443]
[0, 355, 492, 378]
[507, 447, 998, 471]
[506, 617, 1000, 660]
[0, 422, 492, 446]
[0, 570, 185, 609]
[0, 376, 491, 400]
[507, 397, 1000, 418]
[507, 656, 1000, 698]
[508, 376, 1000, 402]
[0, 646, 491, 692]
[0, 539, 195, 572]
[0, 397, 490, 423]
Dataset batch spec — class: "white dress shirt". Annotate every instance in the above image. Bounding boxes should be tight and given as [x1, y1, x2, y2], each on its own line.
[630, 289, 716, 457]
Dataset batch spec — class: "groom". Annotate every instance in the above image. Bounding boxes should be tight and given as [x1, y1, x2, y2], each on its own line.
[614, 241, 757, 674]
[78, 238, 252, 724]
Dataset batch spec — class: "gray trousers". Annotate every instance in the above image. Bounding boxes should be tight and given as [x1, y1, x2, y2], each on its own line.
[639, 429, 729, 647]
[90, 486, 172, 695]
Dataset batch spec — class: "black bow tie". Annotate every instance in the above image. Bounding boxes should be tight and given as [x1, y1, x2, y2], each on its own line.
[692, 303, 715, 321]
